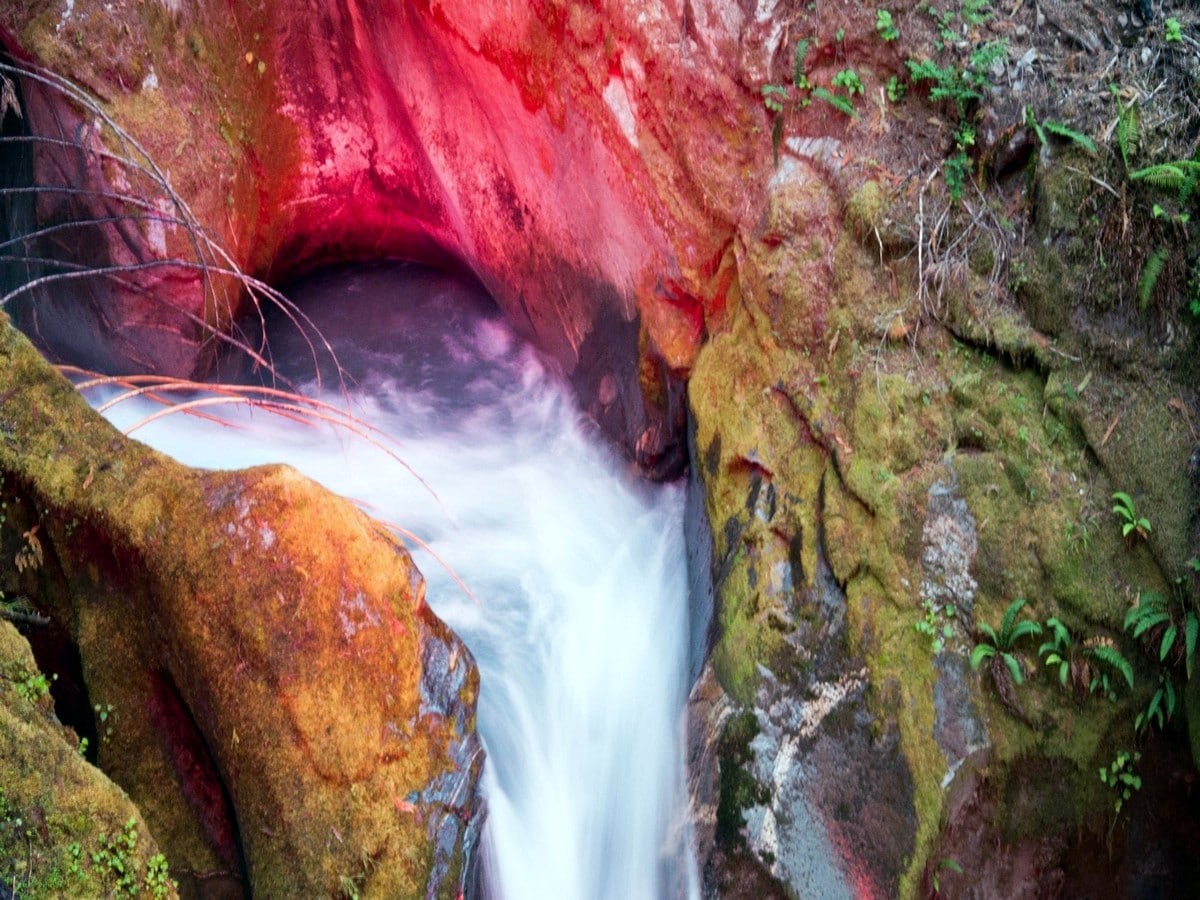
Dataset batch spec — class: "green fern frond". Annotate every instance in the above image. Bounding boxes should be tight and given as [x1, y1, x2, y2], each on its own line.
[1043, 120, 1097, 154]
[1088, 645, 1135, 689]
[1002, 652, 1024, 685]
[1117, 101, 1139, 170]
[1137, 246, 1169, 310]
[970, 643, 996, 670]
[1161, 624, 1179, 661]
[999, 598, 1029, 645]
[1009, 619, 1044, 645]
[811, 87, 860, 119]
[1130, 163, 1192, 191]
[793, 39, 811, 88]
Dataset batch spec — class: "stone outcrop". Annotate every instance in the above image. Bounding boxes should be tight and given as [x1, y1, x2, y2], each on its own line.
[0, 0, 788, 476]
[0, 618, 179, 899]
[0, 314, 481, 897]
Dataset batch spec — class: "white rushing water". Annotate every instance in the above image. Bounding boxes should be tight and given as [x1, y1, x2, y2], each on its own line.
[95, 262, 699, 899]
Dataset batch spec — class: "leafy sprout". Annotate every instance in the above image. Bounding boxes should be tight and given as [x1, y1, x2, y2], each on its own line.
[972, 598, 1042, 715]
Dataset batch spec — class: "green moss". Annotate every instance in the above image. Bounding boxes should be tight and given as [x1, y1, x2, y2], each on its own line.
[715, 710, 767, 849]
[0, 619, 177, 899]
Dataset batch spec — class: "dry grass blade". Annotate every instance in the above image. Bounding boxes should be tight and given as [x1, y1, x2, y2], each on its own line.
[377, 519, 480, 607]
[63, 368, 442, 508]
[0, 58, 346, 395]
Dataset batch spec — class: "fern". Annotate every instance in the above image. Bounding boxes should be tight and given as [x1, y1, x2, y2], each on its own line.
[793, 39, 811, 89]
[811, 87, 860, 119]
[1088, 644, 1135, 690]
[1116, 99, 1140, 171]
[1043, 120, 1097, 154]
[1129, 161, 1200, 192]
[1137, 246, 1169, 310]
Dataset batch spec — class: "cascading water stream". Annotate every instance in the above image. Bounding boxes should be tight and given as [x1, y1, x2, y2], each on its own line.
[93, 262, 700, 899]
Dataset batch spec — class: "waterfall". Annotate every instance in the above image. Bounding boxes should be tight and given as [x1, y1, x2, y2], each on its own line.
[94, 261, 700, 900]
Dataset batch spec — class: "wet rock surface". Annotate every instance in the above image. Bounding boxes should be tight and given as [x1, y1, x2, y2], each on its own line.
[0, 316, 481, 897]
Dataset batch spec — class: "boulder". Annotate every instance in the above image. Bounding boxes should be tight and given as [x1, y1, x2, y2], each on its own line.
[0, 313, 481, 897]
[0, 617, 179, 898]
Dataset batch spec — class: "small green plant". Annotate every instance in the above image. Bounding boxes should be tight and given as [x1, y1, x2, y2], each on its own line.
[1039, 619, 1134, 703]
[9, 665, 54, 703]
[810, 87, 859, 118]
[761, 36, 862, 149]
[931, 857, 963, 893]
[1099, 749, 1141, 833]
[961, 0, 992, 27]
[971, 598, 1042, 714]
[1129, 158, 1200, 193]
[1165, 17, 1183, 43]
[65, 841, 87, 883]
[95, 702, 116, 743]
[92, 817, 141, 895]
[762, 84, 787, 113]
[1124, 588, 1198, 675]
[1039, 617, 1073, 685]
[886, 75, 906, 102]
[831, 69, 865, 96]
[1025, 107, 1097, 154]
[875, 9, 899, 41]
[942, 146, 973, 201]
[1136, 670, 1177, 734]
[1111, 491, 1151, 540]
[906, 33, 1006, 200]
[915, 598, 957, 653]
[144, 852, 175, 898]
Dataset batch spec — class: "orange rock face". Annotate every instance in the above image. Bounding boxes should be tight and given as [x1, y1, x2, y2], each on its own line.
[0, 0, 778, 476]
[0, 318, 481, 896]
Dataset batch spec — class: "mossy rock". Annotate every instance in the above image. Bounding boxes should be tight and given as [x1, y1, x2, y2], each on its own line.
[0, 619, 178, 899]
[0, 314, 482, 897]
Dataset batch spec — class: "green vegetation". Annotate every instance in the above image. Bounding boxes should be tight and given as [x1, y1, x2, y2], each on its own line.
[1123, 572, 1199, 735]
[931, 857, 963, 894]
[1111, 491, 1151, 540]
[971, 598, 1042, 714]
[1098, 749, 1141, 832]
[1038, 618, 1133, 703]
[1, 787, 175, 898]
[875, 10, 899, 41]
[914, 598, 956, 653]
[904, 8, 1008, 200]
[1165, 17, 1183, 43]
[90, 817, 176, 898]
[760, 30, 874, 159]
[1025, 107, 1097, 155]
[1111, 89, 1200, 313]
[7, 664, 55, 703]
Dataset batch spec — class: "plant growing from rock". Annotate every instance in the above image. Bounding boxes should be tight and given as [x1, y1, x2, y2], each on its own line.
[1099, 749, 1141, 838]
[1039, 618, 1134, 704]
[904, 29, 1008, 200]
[761, 36, 864, 160]
[1111, 491, 1151, 541]
[971, 597, 1042, 715]
[915, 598, 957, 653]
[1124, 588, 1197, 675]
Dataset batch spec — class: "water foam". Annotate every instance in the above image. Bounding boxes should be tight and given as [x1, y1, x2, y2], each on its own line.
[95, 262, 699, 899]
